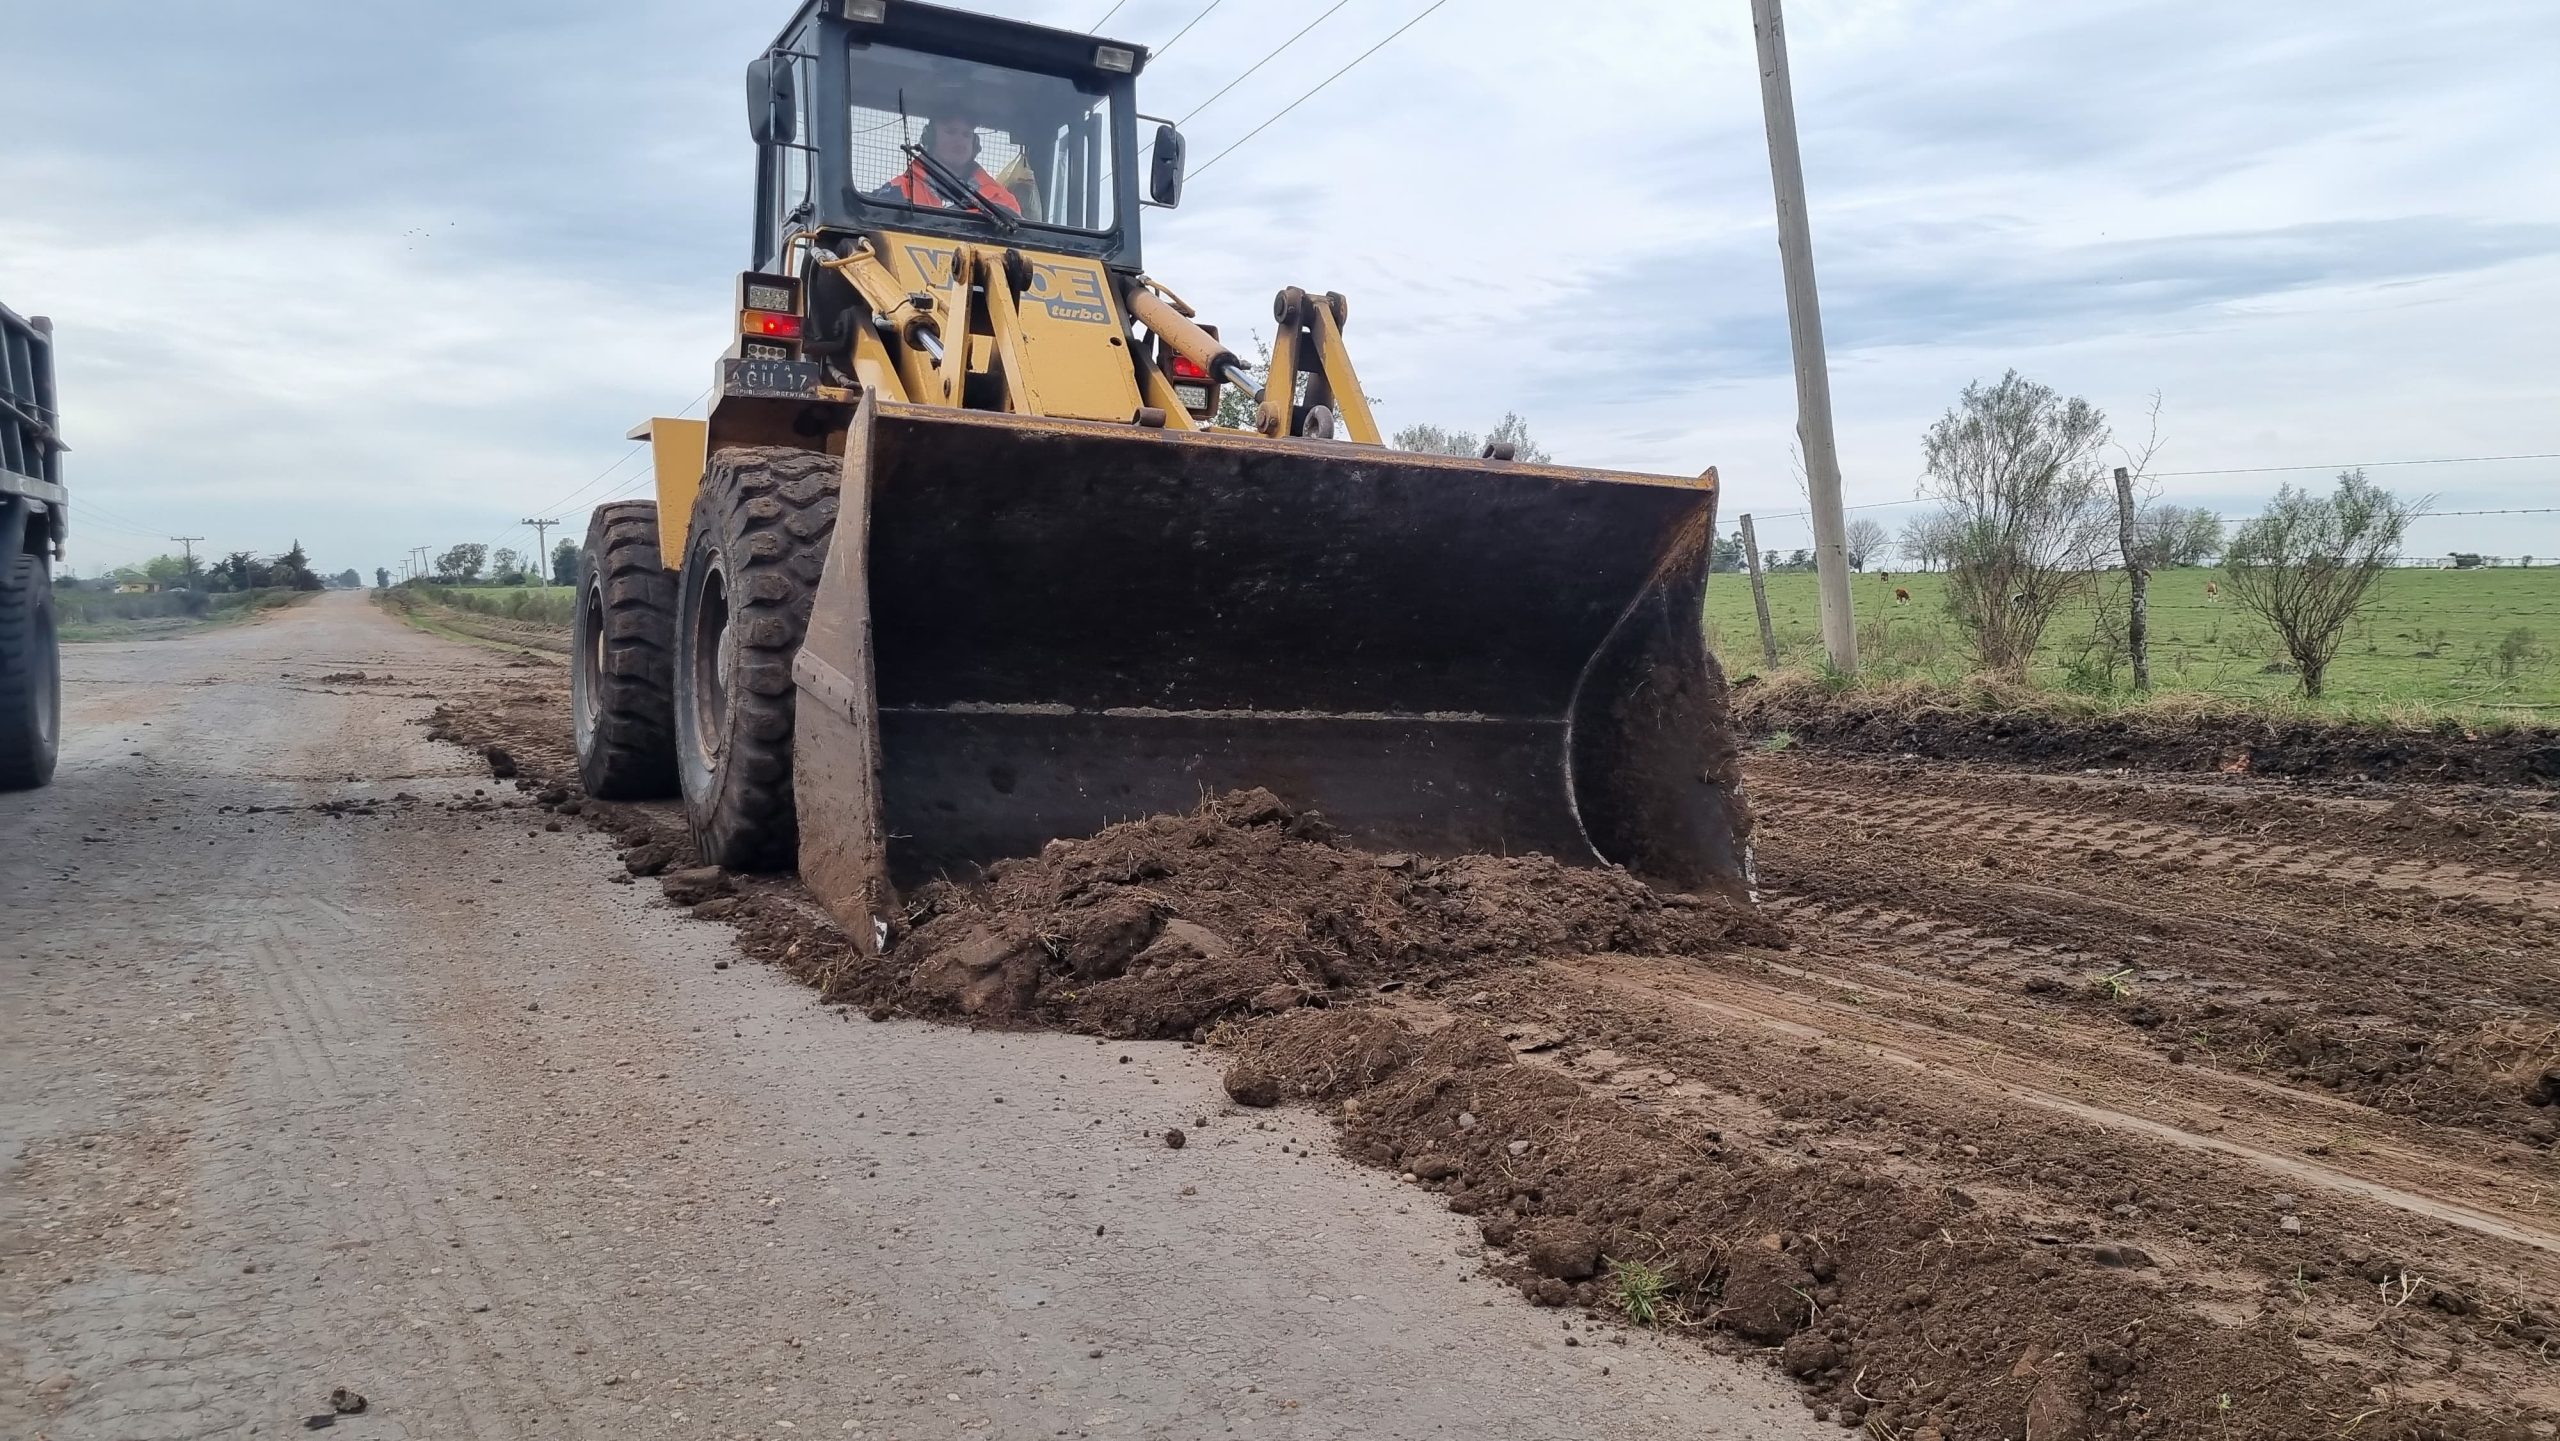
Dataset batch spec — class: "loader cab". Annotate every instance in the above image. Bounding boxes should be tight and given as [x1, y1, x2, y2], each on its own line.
[749, 0, 1154, 275]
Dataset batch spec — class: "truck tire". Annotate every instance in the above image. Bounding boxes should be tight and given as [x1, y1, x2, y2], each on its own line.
[573, 500, 679, 799]
[673, 446, 838, 871]
[0, 546, 60, 791]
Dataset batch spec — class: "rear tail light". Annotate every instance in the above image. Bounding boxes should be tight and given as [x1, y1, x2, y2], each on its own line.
[741, 310, 803, 339]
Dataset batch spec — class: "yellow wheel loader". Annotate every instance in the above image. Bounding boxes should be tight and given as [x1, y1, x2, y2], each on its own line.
[574, 0, 1750, 947]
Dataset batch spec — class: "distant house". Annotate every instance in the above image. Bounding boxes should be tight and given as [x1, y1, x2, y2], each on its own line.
[112, 581, 157, 594]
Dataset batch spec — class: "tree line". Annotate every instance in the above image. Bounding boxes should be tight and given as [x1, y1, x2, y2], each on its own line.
[413, 540, 581, 587]
[72, 542, 341, 593]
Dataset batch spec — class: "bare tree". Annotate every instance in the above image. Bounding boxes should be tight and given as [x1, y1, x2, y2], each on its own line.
[1918, 371, 2116, 674]
[1898, 510, 1959, 571]
[1843, 517, 1888, 571]
[2131, 504, 2225, 569]
[1393, 411, 1551, 463]
[2220, 469, 2417, 698]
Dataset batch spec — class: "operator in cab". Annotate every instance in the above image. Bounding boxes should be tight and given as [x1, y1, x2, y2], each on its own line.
[874, 106, 1023, 216]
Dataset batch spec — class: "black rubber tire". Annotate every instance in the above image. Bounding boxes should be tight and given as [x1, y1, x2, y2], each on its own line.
[572, 500, 679, 799]
[0, 545, 61, 791]
[673, 446, 838, 871]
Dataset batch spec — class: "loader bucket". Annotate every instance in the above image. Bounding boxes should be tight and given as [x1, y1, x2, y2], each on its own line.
[792, 395, 1749, 944]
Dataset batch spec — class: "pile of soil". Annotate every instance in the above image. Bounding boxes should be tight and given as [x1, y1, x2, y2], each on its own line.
[810, 788, 1784, 1037]
[1735, 681, 2560, 789]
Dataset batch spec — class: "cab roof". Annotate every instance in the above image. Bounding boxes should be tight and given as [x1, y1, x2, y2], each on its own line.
[774, 0, 1152, 78]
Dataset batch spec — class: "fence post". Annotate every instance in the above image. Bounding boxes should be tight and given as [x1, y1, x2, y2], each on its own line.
[2112, 465, 2149, 692]
[1739, 512, 1780, 672]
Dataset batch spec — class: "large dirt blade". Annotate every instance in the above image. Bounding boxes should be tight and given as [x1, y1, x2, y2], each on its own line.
[792, 396, 1748, 943]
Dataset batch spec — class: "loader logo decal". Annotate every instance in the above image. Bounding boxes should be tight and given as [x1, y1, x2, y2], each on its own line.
[1026, 264, 1111, 325]
[899, 244, 1112, 326]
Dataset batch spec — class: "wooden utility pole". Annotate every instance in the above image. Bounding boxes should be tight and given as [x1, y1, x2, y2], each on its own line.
[521, 517, 557, 589]
[2112, 465, 2149, 691]
[1749, 0, 1856, 676]
[169, 536, 203, 585]
[1739, 513, 1780, 671]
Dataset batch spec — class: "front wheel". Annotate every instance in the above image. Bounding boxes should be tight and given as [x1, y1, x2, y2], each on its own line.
[0, 544, 61, 791]
[572, 500, 679, 799]
[673, 446, 838, 871]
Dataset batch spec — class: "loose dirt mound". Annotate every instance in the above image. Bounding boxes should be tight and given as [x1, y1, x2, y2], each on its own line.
[818, 788, 1783, 1036]
[1736, 679, 2560, 789]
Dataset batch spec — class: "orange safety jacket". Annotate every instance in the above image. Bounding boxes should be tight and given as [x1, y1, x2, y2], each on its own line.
[887, 160, 1022, 214]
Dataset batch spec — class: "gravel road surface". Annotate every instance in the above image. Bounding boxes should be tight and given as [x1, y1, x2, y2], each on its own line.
[1, 592, 1826, 1440]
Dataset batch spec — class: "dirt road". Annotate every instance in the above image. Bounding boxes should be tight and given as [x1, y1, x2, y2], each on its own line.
[0, 592, 1829, 1440]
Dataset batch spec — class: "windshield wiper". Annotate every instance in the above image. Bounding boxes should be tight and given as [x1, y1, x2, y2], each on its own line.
[901, 142, 1018, 234]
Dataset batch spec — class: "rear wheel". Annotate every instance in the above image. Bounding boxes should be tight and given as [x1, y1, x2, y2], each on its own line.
[0, 545, 60, 791]
[573, 500, 679, 798]
[673, 446, 838, 871]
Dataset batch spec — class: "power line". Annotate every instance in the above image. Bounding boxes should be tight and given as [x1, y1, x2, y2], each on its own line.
[1176, 0, 1354, 125]
[1192, 0, 1454, 179]
[2151, 450, 2560, 478]
[1089, 1, 1130, 33]
[526, 384, 712, 522]
[1152, 0, 1226, 57]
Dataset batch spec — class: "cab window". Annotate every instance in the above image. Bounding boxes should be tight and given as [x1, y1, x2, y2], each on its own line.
[847, 44, 1115, 233]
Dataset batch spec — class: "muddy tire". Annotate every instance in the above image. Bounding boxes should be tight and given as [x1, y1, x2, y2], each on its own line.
[0, 542, 59, 791]
[673, 446, 838, 871]
[573, 501, 679, 799]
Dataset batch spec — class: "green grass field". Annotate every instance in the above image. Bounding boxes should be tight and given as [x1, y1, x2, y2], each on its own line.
[404, 583, 578, 627]
[57, 586, 306, 642]
[1707, 566, 2560, 718]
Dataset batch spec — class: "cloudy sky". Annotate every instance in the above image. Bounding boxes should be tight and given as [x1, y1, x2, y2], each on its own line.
[7, 0, 2557, 579]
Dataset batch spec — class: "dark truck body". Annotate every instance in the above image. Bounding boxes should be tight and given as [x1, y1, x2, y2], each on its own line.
[2, 300, 66, 788]
[1, 302, 65, 552]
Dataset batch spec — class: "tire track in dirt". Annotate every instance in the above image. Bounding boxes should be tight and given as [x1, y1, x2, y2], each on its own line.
[1746, 756, 2560, 1150]
[1561, 954, 2560, 1256]
[1771, 776, 2560, 915]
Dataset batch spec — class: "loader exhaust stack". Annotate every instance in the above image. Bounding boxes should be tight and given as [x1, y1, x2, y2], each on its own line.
[790, 397, 1749, 943]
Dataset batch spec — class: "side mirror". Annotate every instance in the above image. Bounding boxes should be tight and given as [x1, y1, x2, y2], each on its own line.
[746, 55, 797, 146]
[1148, 123, 1186, 207]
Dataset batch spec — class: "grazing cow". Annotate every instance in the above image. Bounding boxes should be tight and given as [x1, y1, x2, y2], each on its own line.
[2205, 579, 2221, 600]
[1894, 587, 1912, 605]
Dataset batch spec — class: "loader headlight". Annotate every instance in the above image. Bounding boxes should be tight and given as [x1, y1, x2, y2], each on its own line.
[745, 281, 794, 312]
[843, 0, 887, 23]
[1094, 45, 1135, 73]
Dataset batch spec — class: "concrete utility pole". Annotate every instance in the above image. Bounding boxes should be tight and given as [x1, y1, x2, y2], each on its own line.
[1749, 0, 1857, 676]
[169, 536, 203, 585]
[521, 518, 556, 588]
